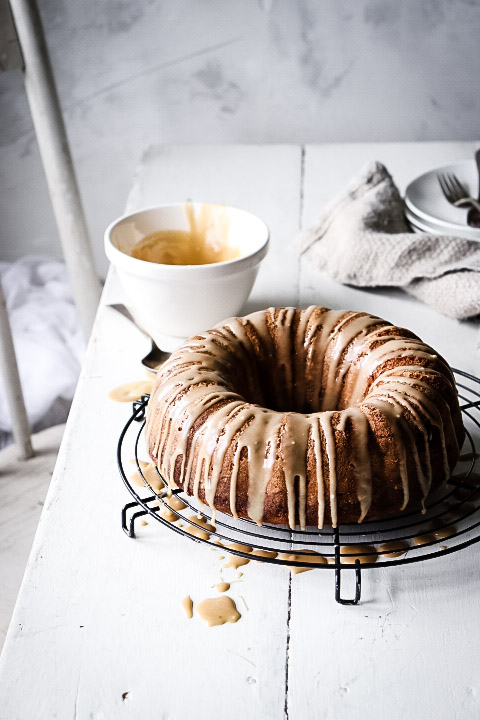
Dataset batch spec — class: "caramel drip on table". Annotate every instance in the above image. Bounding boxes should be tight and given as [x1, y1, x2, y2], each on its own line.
[109, 380, 153, 402]
[251, 549, 277, 559]
[223, 542, 253, 569]
[129, 461, 164, 494]
[183, 515, 216, 541]
[413, 534, 435, 546]
[146, 306, 460, 529]
[196, 596, 241, 626]
[166, 495, 187, 511]
[278, 550, 327, 574]
[431, 525, 456, 539]
[225, 542, 253, 553]
[189, 515, 216, 531]
[158, 506, 178, 523]
[377, 540, 409, 558]
[340, 545, 378, 565]
[181, 595, 193, 619]
[130, 459, 150, 469]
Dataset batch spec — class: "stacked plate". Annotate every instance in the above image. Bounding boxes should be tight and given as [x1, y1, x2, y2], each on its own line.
[405, 160, 480, 240]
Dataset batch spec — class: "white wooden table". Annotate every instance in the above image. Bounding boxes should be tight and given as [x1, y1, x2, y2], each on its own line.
[1, 143, 480, 720]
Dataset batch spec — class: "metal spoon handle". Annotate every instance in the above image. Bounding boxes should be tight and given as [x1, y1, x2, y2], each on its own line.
[108, 303, 170, 372]
[108, 303, 149, 337]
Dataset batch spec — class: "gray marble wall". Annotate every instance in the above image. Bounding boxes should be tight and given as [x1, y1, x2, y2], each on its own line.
[1, 0, 480, 275]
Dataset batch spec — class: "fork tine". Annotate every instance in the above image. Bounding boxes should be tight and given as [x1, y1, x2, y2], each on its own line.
[443, 173, 457, 199]
[444, 173, 460, 201]
[449, 173, 467, 198]
[437, 173, 450, 200]
[437, 170, 479, 212]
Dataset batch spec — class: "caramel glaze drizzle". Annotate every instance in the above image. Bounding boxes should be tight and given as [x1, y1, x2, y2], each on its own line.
[145, 306, 461, 530]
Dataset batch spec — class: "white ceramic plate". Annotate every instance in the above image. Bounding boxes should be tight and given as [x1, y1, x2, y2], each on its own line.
[404, 207, 480, 240]
[405, 160, 479, 230]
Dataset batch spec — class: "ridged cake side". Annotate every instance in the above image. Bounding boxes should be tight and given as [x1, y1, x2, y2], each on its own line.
[145, 307, 465, 528]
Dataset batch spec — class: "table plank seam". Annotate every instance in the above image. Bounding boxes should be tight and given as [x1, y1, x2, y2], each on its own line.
[284, 573, 292, 720]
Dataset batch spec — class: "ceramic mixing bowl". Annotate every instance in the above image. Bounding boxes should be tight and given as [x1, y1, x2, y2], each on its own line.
[104, 202, 269, 351]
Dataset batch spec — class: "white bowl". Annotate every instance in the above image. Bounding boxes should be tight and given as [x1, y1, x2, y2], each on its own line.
[104, 203, 269, 351]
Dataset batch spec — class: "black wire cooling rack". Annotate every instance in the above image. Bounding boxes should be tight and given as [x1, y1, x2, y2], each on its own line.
[118, 369, 480, 605]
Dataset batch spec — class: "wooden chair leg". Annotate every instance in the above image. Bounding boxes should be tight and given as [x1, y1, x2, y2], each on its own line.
[8, 0, 102, 342]
[0, 280, 33, 460]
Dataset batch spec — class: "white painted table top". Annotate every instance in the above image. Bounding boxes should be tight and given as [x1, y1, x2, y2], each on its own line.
[1, 143, 480, 720]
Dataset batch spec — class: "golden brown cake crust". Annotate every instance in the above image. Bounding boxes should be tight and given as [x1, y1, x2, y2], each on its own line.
[145, 307, 465, 528]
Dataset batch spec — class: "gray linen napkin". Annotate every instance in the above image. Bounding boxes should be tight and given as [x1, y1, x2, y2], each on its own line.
[299, 161, 480, 320]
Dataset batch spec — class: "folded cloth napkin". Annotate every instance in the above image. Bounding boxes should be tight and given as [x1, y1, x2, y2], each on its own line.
[299, 161, 480, 320]
[0, 256, 84, 445]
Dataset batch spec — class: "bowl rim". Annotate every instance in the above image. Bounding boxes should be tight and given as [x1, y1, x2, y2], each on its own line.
[104, 202, 270, 279]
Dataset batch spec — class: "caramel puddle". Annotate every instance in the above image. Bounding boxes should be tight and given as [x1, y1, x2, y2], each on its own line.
[251, 549, 278, 559]
[377, 540, 409, 558]
[431, 525, 456, 540]
[197, 596, 241, 627]
[129, 461, 165, 493]
[184, 515, 216, 541]
[340, 545, 378, 565]
[167, 495, 187, 511]
[108, 380, 153, 402]
[278, 550, 327, 574]
[412, 534, 435, 546]
[223, 543, 253, 569]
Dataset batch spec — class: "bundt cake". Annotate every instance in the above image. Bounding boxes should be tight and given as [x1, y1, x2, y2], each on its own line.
[145, 307, 465, 528]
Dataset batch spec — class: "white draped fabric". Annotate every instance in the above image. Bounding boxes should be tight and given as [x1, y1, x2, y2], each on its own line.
[0, 257, 84, 447]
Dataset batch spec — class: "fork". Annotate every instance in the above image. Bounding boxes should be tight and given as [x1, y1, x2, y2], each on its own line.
[437, 172, 480, 212]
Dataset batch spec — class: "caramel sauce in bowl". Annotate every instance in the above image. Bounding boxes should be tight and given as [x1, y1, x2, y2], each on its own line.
[104, 202, 269, 352]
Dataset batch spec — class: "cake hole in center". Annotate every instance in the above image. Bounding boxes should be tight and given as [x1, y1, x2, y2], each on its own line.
[239, 363, 337, 414]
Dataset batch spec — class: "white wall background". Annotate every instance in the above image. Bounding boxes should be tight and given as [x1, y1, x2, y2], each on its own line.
[1, 0, 480, 277]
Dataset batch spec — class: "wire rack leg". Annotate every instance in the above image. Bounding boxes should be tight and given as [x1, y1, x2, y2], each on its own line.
[122, 501, 148, 538]
[334, 527, 362, 604]
[334, 559, 361, 605]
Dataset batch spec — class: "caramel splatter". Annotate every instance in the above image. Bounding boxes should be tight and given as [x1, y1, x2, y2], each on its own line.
[109, 380, 153, 402]
[340, 545, 378, 564]
[278, 550, 327, 574]
[197, 596, 241, 627]
[223, 543, 253, 569]
[181, 595, 193, 619]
